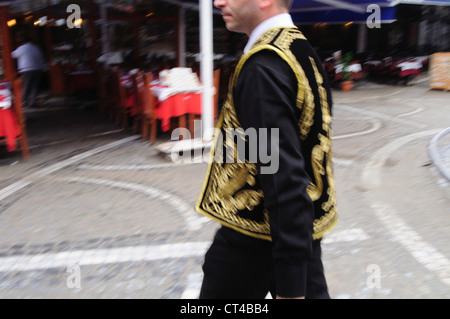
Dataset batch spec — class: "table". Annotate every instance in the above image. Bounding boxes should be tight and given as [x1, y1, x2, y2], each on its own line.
[0, 82, 21, 152]
[151, 85, 202, 132]
[0, 108, 21, 152]
[335, 63, 362, 74]
[396, 61, 422, 78]
[334, 63, 363, 81]
[155, 91, 202, 132]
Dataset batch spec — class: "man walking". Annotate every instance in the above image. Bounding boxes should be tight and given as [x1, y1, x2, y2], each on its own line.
[11, 37, 47, 108]
[196, 0, 337, 299]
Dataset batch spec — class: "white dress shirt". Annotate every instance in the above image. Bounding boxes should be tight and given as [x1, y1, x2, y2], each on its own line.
[11, 42, 47, 73]
[243, 13, 295, 54]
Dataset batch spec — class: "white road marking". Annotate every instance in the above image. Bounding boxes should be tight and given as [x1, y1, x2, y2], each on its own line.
[336, 104, 426, 129]
[336, 88, 406, 104]
[322, 228, 371, 245]
[30, 136, 140, 178]
[332, 158, 354, 167]
[28, 129, 126, 150]
[362, 129, 450, 287]
[0, 242, 210, 273]
[0, 181, 32, 201]
[371, 201, 450, 286]
[60, 177, 210, 231]
[397, 104, 425, 118]
[0, 226, 371, 272]
[333, 117, 383, 140]
[181, 273, 203, 299]
[362, 129, 443, 190]
[78, 163, 188, 171]
[0, 136, 139, 201]
[179, 227, 372, 299]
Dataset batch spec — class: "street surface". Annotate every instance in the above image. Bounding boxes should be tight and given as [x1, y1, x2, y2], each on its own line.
[0, 78, 449, 298]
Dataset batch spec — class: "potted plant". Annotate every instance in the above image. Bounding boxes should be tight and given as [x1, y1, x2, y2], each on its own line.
[340, 52, 354, 92]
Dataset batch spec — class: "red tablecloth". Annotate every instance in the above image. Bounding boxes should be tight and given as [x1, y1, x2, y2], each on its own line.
[0, 108, 21, 151]
[398, 68, 421, 78]
[156, 92, 202, 132]
[118, 78, 202, 132]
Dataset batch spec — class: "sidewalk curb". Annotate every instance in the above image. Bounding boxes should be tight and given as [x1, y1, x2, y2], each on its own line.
[429, 127, 450, 182]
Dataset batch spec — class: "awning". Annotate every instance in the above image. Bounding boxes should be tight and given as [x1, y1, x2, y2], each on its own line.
[172, 0, 449, 24]
[291, 0, 450, 23]
[291, 0, 398, 24]
[289, 0, 450, 24]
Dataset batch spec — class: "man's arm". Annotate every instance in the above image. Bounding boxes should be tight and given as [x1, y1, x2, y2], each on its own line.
[234, 50, 315, 298]
[11, 47, 21, 59]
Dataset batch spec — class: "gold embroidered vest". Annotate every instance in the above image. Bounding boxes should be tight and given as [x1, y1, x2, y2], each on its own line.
[196, 27, 337, 241]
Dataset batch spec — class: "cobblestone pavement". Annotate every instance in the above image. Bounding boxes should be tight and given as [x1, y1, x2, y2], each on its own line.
[0, 79, 449, 299]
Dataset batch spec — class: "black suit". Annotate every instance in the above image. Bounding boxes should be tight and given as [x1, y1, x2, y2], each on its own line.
[200, 46, 331, 298]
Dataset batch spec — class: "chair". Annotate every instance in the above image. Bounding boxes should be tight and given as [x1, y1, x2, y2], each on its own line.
[0, 78, 30, 161]
[98, 65, 113, 115]
[131, 71, 144, 134]
[112, 69, 131, 129]
[141, 73, 158, 143]
[131, 71, 156, 141]
[107, 68, 122, 121]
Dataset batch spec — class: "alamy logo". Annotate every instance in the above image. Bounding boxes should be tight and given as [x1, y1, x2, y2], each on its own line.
[67, 264, 81, 289]
[66, 4, 82, 28]
[367, 4, 381, 29]
[170, 121, 280, 175]
[366, 264, 381, 289]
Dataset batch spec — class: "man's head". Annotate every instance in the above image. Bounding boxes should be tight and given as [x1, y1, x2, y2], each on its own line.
[214, 0, 292, 36]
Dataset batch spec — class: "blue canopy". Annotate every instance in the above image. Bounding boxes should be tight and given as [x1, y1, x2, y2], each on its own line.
[178, 0, 450, 24]
[290, 0, 450, 23]
[290, 0, 450, 12]
[290, 0, 397, 24]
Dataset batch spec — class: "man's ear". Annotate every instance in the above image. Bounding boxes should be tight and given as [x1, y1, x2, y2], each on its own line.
[258, 0, 275, 10]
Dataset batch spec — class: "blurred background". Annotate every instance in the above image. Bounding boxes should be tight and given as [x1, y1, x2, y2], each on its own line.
[0, 0, 449, 299]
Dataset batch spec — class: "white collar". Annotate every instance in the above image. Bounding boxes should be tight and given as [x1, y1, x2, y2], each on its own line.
[243, 13, 295, 54]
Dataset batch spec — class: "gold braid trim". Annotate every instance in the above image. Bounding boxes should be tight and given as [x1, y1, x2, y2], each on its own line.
[308, 57, 338, 237]
[196, 98, 271, 240]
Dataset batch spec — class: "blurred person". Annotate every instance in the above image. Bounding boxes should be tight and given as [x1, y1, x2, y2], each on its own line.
[11, 37, 47, 108]
[196, 0, 337, 299]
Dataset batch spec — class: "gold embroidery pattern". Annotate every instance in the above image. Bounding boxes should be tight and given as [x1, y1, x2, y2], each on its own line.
[253, 28, 281, 47]
[198, 98, 270, 238]
[308, 57, 337, 238]
[273, 28, 315, 140]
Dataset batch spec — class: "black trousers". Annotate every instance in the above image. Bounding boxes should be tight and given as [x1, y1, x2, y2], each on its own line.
[199, 226, 330, 299]
[21, 70, 42, 108]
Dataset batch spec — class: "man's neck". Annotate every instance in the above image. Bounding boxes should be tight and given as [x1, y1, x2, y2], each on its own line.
[246, 9, 288, 37]
[243, 13, 295, 53]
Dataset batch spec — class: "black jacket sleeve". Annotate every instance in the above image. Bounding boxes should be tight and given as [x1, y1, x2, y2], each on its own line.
[234, 50, 315, 297]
